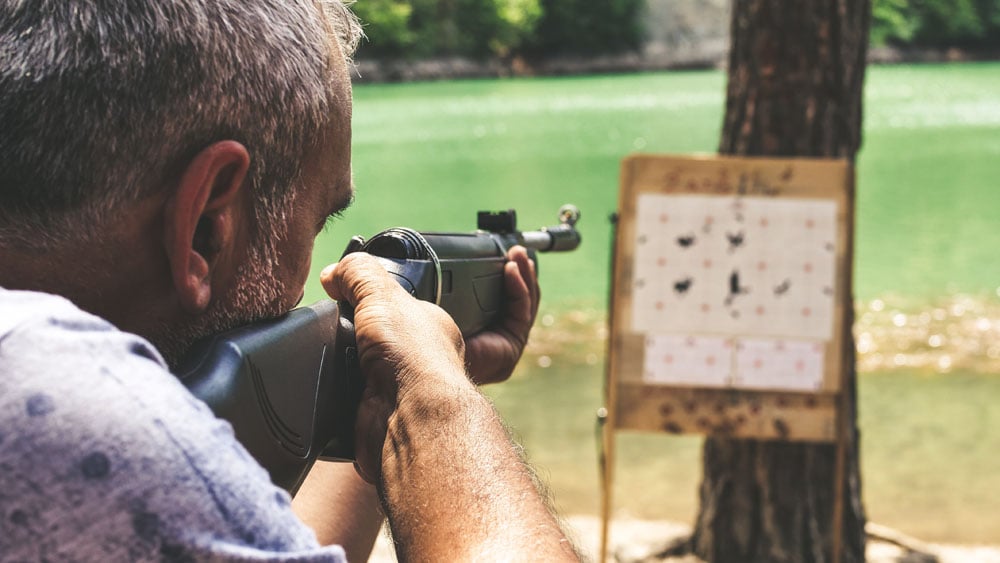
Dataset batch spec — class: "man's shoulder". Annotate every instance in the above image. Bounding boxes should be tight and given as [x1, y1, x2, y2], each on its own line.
[0, 287, 345, 561]
[0, 285, 241, 488]
[0, 286, 179, 422]
[0, 285, 114, 337]
[0, 287, 230, 532]
[0, 285, 166, 369]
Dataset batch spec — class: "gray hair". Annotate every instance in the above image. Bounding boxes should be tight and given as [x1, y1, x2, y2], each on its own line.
[0, 0, 361, 249]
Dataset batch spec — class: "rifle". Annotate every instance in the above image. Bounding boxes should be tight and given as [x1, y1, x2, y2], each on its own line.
[175, 206, 582, 493]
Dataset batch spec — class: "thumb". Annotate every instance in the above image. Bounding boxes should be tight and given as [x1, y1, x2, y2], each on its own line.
[320, 253, 403, 307]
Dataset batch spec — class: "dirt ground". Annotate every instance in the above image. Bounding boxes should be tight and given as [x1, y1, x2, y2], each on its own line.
[367, 515, 1000, 562]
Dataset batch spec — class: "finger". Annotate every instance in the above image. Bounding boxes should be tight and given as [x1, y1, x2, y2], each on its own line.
[507, 246, 540, 323]
[320, 253, 404, 307]
[353, 402, 384, 486]
[503, 252, 533, 328]
[527, 254, 540, 320]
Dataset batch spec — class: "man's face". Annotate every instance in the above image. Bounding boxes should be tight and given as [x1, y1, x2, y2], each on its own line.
[271, 80, 355, 313]
[157, 52, 354, 367]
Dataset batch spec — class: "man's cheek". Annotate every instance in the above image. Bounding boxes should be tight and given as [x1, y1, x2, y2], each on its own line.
[287, 250, 315, 307]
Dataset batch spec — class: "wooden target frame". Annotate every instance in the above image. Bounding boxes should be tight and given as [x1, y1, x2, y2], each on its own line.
[599, 154, 854, 560]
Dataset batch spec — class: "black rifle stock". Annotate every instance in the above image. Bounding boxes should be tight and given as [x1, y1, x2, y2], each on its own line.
[175, 206, 581, 493]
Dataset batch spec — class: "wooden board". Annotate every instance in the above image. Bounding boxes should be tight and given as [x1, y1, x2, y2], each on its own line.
[614, 384, 839, 442]
[607, 154, 851, 443]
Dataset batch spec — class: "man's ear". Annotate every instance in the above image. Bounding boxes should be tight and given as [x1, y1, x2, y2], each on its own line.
[164, 140, 250, 314]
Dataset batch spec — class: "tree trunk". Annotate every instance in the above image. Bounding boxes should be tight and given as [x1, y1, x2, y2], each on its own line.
[691, 2, 870, 562]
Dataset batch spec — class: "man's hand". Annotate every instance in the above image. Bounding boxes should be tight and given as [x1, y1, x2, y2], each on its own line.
[319, 252, 577, 561]
[465, 245, 540, 384]
[320, 252, 472, 485]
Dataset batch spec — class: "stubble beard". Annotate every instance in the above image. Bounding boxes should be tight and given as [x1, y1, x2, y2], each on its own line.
[153, 242, 289, 370]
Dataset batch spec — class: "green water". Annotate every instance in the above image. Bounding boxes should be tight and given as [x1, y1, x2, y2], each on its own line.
[304, 63, 1000, 544]
[487, 365, 1000, 544]
[306, 62, 1000, 306]
[307, 70, 726, 304]
[857, 64, 1000, 301]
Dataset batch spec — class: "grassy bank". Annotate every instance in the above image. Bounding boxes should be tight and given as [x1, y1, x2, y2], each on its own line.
[484, 353, 1000, 544]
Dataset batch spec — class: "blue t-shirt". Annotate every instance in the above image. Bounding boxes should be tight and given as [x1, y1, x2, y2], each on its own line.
[0, 287, 348, 562]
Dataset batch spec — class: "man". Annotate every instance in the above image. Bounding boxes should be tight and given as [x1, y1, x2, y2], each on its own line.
[0, 1, 578, 560]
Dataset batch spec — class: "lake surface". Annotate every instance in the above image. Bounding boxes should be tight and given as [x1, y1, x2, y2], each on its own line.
[308, 62, 1000, 307]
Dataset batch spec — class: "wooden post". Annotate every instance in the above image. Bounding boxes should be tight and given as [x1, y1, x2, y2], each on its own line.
[600, 212, 621, 563]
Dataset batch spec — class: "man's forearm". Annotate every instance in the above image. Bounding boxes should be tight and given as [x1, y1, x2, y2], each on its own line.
[320, 254, 573, 559]
[379, 374, 578, 561]
[292, 461, 384, 561]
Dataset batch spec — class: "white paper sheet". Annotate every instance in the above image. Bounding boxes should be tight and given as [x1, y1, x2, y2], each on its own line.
[632, 193, 836, 391]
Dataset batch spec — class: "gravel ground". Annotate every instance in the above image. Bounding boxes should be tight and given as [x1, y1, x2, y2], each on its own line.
[367, 515, 1000, 562]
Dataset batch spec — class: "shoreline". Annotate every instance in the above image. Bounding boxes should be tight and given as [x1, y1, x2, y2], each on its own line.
[367, 515, 1000, 562]
[350, 47, 1000, 83]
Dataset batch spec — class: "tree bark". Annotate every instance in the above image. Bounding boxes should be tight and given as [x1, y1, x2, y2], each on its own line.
[691, 2, 870, 562]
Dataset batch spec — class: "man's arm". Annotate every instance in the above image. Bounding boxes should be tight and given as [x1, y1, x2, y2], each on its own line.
[379, 372, 575, 559]
[292, 461, 383, 561]
[323, 253, 578, 561]
[291, 246, 541, 559]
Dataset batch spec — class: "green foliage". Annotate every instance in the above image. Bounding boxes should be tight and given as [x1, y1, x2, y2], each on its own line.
[871, 0, 1000, 47]
[917, 0, 986, 44]
[349, 0, 637, 60]
[525, 0, 644, 56]
[410, 0, 497, 57]
[871, 0, 918, 45]
[353, 0, 1000, 61]
[351, 0, 541, 59]
[493, 0, 543, 56]
[351, 0, 415, 57]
